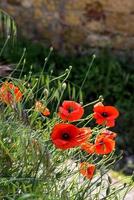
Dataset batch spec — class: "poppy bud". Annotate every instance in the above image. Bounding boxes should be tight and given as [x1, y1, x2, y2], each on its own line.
[99, 95, 104, 102]
[69, 66, 72, 70]
[80, 101, 83, 105]
[45, 57, 48, 62]
[65, 69, 69, 73]
[93, 54, 96, 58]
[44, 89, 49, 97]
[50, 70, 53, 74]
[62, 83, 67, 90]
[50, 46, 53, 51]
[29, 71, 32, 75]
[24, 75, 27, 79]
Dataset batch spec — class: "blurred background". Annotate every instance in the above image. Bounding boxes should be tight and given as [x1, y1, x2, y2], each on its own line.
[0, 0, 134, 174]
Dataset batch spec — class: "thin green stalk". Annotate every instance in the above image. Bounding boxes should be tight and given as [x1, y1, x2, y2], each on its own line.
[35, 47, 53, 99]
[0, 35, 10, 56]
[76, 54, 96, 100]
[8, 48, 26, 78]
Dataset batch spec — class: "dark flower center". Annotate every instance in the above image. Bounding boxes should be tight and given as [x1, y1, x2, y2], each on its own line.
[68, 106, 74, 113]
[99, 141, 104, 145]
[62, 132, 70, 140]
[101, 112, 108, 117]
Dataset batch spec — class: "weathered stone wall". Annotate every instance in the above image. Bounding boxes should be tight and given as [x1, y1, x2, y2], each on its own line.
[0, 0, 134, 53]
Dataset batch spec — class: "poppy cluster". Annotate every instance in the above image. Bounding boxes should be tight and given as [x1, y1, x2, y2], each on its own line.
[51, 100, 119, 180]
[81, 130, 116, 155]
[0, 82, 22, 105]
[0, 79, 120, 182]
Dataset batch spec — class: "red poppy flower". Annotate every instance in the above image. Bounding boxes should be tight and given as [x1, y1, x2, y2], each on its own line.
[51, 123, 86, 150]
[95, 135, 115, 154]
[35, 101, 50, 116]
[93, 105, 119, 127]
[58, 101, 84, 121]
[0, 82, 22, 105]
[81, 143, 95, 154]
[80, 162, 95, 180]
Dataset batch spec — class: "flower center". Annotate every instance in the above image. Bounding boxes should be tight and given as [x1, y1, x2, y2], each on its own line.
[99, 141, 104, 145]
[68, 106, 74, 113]
[101, 112, 108, 117]
[62, 133, 70, 140]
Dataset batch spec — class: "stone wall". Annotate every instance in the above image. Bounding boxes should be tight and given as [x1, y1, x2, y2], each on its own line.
[0, 0, 134, 54]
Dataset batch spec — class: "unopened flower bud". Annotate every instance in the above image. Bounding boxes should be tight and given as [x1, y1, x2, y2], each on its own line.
[27, 83, 31, 87]
[50, 70, 53, 74]
[62, 83, 67, 90]
[65, 69, 69, 73]
[93, 54, 96, 58]
[80, 102, 83, 105]
[44, 89, 49, 97]
[50, 46, 53, 52]
[45, 57, 48, 62]
[69, 66, 72, 70]
[99, 95, 104, 102]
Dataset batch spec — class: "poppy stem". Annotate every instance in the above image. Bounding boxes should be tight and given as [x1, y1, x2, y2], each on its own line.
[76, 54, 96, 100]
[83, 98, 100, 108]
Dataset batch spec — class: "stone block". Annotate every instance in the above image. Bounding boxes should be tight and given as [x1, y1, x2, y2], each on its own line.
[63, 27, 87, 45]
[86, 33, 111, 47]
[66, 0, 96, 10]
[111, 35, 134, 49]
[43, 0, 59, 12]
[105, 13, 134, 36]
[64, 11, 83, 26]
[21, 0, 33, 8]
[7, 0, 21, 6]
[85, 20, 105, 33]
[33, 0, 43, 7]
[34, 8, 43, 19]
[101, 0, 134, 14]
